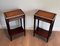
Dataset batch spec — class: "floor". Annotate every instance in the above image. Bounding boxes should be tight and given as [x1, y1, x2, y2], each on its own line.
[0, 29, 60, 46]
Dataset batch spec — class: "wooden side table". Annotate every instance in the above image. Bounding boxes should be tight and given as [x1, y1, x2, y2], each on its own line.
[33, 10, 56, 42]
[4, 9, 25, 41]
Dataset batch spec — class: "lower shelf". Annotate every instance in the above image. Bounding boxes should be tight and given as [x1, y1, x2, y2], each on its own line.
[35, 27, 49, 38]
[10, 27, 24, 35]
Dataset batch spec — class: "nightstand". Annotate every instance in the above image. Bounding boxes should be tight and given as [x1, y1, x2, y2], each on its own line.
[4, 9, 25, 41]
[33, 10, 56, 42]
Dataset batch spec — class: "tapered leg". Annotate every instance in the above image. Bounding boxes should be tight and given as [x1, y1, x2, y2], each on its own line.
[47, 21, 54, 42]
[23, 15, 26, 36]
[5, 19, 12, 41]
[33, 16, 36, 36]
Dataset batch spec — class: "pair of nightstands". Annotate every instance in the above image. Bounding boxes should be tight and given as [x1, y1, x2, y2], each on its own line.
[4, 9, 56, 42]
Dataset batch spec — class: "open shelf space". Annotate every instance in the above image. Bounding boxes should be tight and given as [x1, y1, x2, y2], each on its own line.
[10, 27, 24, 35]
[35, 27, 49, 38]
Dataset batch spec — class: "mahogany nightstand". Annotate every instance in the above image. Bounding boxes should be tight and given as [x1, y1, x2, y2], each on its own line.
[4, 9, 25, 41]
[33, 10, 56, 42]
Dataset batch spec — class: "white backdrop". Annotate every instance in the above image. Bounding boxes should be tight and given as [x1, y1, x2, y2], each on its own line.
[0, 0, 60, 31]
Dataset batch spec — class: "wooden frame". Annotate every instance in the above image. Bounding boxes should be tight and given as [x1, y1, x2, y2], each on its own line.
[33, 10, 56, 42]
[4, 9, 25, 41]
